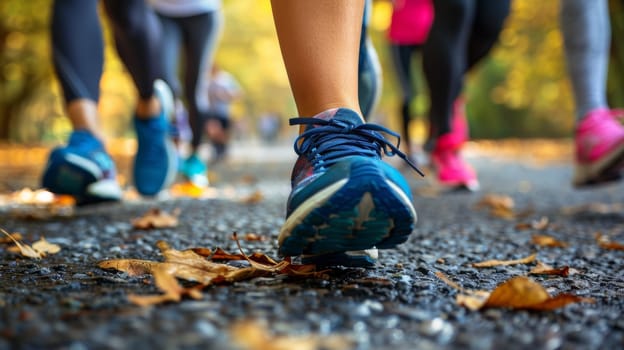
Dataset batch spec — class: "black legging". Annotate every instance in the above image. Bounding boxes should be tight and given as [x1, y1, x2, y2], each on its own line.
[51, 0, 162, 103]
[158, 11, 222, 150]
[389, 43, 422, 154]
[423, 0, 510, 138]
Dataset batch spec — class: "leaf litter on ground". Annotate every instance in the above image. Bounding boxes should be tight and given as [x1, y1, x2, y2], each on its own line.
[131, 208, 180, 229]
[435, 271, 593, 311]
[0, 228, 61, 259]
[99, 233, 323, 306]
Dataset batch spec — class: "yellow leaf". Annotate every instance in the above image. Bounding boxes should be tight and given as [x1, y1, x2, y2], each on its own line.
[531, 234, 568, 248]
[0, 228, 42, 259]
[98, 259, 159, 276]
[472, 253, 537, 268]
[32, 237, 61, 255]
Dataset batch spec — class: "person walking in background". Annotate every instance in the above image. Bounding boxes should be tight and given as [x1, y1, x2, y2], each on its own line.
[152, 0, 223, 187]
[422, 0, 510, 191]
[204, 64, 242, 164]
[43, 0, 177, 204]
[386, 0, 434, 163]
[560, 0, 624, 187]
[271, 0, 422, 267]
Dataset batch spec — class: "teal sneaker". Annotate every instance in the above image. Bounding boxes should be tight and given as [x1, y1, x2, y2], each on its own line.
[42, 130, 122, 205]
[180, 153, 209, 187]
[133, 79, 178, 196]
[279, 108, 423, 267]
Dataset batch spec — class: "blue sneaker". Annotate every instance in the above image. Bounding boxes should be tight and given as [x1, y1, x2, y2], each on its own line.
[42, 130, 122, 205]
[133, 79, 178, 196]
[180, 153, 209, 187]
[279, 108, 423, 267]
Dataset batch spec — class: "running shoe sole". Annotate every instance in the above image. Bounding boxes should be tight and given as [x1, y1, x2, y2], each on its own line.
[278, 158, 416, 259]
[573, 142, 624, 187]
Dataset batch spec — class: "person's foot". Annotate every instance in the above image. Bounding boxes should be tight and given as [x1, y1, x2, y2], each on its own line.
[180, 153, 209, 187]
[279, 108, 422, 267]
[573, 108, 624, 187]
[133, 79, 178, 196]
[431, 133, 480, 191]
[42, 130, 122, 205]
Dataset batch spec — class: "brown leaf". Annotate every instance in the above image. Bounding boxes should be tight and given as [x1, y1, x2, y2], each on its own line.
[239, 233, 267, 242]
[531, 234, 568, 248]
[529, 261, 578, 277]
[482, 276, 593, 310]
[472, 253, 537, 268]
[475, 194, 515, 219]
[189, 247, 213, 257]
[240, 190, 264, 204]
[131, 208, 180, 229]
[515, 216, 549, 230]
[435, 271, 465, 291]
[595, 233, 624, 251]
[100, 239, 321, 307]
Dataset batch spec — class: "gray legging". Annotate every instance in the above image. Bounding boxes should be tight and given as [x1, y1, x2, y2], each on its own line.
[158, 11, 223, 150]
[560, 0, 610, 120]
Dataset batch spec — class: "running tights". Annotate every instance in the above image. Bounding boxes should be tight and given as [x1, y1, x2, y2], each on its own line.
[51, 0, 162, 104]
[423, 0, 510, 137]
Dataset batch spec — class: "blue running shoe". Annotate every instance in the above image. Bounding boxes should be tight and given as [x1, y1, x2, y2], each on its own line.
[133, 79, 178, 196]
[42, 130, 122, 205]
[279, 108, 423, 267]
[180, 153, 209, 187]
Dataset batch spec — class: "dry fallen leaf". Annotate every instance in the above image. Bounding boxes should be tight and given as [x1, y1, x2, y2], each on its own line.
[131, 208, 180, 229]
[1, 229, 61, 259]
[240, 190, 264, 204]
[232, 232, 267, 242]
[529, 261, 579, 277]
[476, 194, 515, 219]
[99, 237, 321, 306]
[482, 276, 593, 311]
[436, 272, 593, 311]
[595, 233, 624, 251]
[472, 253, 537, 268]
[31, 237, 61, 255]
[230, 319, 352, 350]
[531, 234, 569, 248]
[515, 216, 549, 230]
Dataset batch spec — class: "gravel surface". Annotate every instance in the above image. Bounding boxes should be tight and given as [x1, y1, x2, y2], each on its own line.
[1, 145, 623, 350]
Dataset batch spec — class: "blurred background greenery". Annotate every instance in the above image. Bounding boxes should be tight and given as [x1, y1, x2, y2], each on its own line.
[1, 0, 624, 145]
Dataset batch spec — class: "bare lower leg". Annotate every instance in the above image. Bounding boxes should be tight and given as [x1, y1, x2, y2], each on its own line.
[67, 99, 105, 141]
[135, 96, 161, 119]
[271, 0, 364, 121]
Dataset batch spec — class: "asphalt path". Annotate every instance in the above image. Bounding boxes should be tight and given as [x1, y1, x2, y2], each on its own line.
[1, 140, 623, 350]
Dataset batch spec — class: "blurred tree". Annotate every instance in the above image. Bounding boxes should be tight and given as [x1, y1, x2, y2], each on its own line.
[1, 0, 620, 143]
[0, 0, 56, 142]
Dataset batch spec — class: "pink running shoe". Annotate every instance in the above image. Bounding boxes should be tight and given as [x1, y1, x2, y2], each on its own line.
[573, 108, 624, 187]
[432, 133, 480, 191]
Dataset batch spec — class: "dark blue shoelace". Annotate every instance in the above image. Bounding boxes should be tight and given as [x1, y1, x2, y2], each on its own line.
[290, 117, 424, 176]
